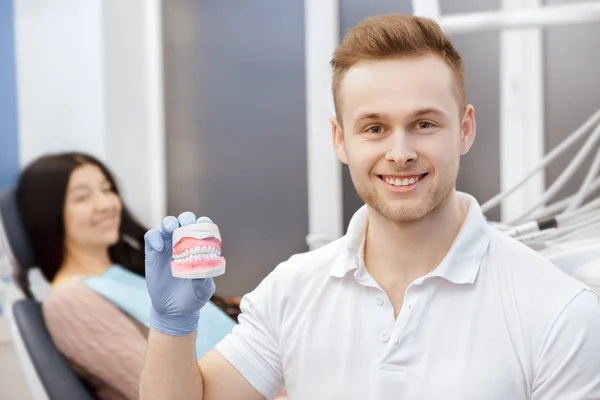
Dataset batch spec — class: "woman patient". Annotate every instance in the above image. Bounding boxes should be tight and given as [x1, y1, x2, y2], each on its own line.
[15, 152, 236, 400]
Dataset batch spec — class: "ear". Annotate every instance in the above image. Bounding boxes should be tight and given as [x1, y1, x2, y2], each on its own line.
[331, 117, 348, 164]
[460, 105, 476, 155]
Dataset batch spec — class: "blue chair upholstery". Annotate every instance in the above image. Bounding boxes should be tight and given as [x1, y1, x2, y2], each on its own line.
[0, 188, 97, 400]
[12, 299, 97, 400]
[0, 188, 34, 270]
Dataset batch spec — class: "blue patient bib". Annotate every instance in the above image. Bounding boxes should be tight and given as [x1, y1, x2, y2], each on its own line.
[83, 265, 235, 360]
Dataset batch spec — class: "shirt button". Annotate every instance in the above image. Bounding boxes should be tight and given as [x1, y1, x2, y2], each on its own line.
[376, 297, 384, 306]
[394, 336, 400, 344]
[380, 333, 390, 342]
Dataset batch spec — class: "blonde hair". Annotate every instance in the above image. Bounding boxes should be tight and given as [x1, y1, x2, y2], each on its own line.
[331, 14, 465, 118]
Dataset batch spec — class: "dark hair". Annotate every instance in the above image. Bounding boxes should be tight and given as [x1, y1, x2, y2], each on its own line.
[15, 152, 146, 296]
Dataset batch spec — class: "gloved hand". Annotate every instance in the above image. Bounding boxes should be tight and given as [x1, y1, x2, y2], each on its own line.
[144, 212, 216, 336]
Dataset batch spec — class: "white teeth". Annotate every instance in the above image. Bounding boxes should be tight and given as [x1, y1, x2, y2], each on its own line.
[172, 252, 221, 262]
[385, 176, 421, 187]
[174, 245, 221, 262]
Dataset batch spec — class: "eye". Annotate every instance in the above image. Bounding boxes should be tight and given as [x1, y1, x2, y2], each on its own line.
[367, 125, 383, 134]
[74, 194, 90, 203]
[417, 121, 434, 130]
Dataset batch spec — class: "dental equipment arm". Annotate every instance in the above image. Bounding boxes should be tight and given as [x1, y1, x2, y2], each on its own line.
[510, 124, 600, 224]
[531, 176, 600, 220]
[565, 140, 600, 212]
[140, 213, 264, 400]
[507, 194, 600, 239]
[481, 109, 600, 216]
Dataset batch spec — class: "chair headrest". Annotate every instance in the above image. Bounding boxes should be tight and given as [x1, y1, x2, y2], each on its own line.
[0, 188, 35, 270]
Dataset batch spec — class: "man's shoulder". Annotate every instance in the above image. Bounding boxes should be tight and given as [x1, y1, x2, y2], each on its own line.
[239, 236, 348, 319]
[485, 226, 587, 292]
[270, 236, 347, 282]
[484, 226, 596, 330]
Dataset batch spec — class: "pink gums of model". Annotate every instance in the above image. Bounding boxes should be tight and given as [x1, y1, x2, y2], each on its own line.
[171, 222, 226, 279]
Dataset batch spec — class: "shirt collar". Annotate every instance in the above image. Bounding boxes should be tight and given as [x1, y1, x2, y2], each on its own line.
[329, 192, 490, 285]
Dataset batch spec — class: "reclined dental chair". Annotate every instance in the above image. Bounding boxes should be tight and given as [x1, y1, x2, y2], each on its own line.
[0, 188, 96, 400]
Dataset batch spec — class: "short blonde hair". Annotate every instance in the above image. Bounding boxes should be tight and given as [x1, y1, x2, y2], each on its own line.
[331, 14, 465, 118]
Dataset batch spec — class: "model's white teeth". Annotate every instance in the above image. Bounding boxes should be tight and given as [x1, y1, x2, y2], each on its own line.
[174, 253, 221, 262]
[385, 175, 421, 187]
[174, 246, 220, 261]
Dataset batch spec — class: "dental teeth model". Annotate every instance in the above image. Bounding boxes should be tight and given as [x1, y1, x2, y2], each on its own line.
[171, 222, 226, 279]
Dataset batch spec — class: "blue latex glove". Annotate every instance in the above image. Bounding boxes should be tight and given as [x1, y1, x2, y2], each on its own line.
[144, 212, 216, 336]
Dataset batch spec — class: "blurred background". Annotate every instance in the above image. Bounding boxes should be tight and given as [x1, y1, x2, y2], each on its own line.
[1, 1, 599, 398]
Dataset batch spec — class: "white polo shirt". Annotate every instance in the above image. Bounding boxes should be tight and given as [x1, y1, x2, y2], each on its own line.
[215, 192, 600, 399]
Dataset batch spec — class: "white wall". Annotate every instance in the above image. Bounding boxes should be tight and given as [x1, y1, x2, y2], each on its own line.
[13, 0, 165, 228]
[14, 0, 106, 163]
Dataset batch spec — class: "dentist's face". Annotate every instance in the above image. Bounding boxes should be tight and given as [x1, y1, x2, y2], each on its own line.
[332, 54, 476, 223]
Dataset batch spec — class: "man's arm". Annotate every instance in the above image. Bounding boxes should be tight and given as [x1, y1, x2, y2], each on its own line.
[140, 330, 203, 399]
[140, 329, 265, 400]
[141, 213, 283, 400]
[531, 289, 600, 399]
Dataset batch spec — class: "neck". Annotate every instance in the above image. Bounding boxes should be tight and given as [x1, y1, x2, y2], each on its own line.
[364, 191, 468, 287]
[58, 243, 113, 281]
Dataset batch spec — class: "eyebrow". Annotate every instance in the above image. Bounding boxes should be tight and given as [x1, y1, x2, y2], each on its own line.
[352, 107, 448, 124]
[68, 180, 110, 194]
[408, 107, 448, 120]
[352, 112, 386, 124]
[67, 186, 90, 196]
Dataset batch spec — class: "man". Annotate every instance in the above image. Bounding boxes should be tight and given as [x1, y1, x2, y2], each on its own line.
[140, 14, 600, 399]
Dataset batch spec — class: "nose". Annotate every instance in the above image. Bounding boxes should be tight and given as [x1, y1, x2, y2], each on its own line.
[385, 130, 417, 165]
[95, 191, 116, 212]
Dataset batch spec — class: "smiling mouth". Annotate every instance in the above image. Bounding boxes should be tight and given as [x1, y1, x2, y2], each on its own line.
[380, 173, 428, 187]
[93, 215, 118, 226]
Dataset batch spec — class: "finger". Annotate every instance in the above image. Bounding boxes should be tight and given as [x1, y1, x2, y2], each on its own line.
[144, 229, 164, 252]
[160, 215, 179, 245]
[196, 216, 213, 224]
[178, 211, 197, 227]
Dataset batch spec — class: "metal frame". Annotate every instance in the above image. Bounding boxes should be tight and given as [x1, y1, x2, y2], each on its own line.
[145, 0, 167, 228]
[498, 0, 545, 222]
[436, 1, 600, 34]
[304, 0, 343, 250]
